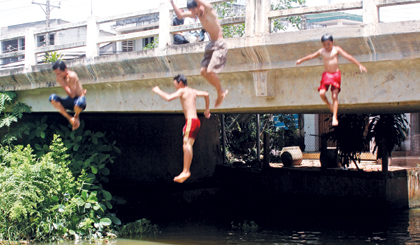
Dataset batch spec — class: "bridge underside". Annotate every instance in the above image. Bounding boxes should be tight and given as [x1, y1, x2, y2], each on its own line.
[2, 20, 420, 114]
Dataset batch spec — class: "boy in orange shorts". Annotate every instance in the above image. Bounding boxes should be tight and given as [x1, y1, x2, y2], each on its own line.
[296, 33, 367, 126]
[152, 75, 211, 183]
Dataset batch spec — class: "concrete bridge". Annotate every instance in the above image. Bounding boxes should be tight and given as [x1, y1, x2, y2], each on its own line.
[0, 0, 420, 114]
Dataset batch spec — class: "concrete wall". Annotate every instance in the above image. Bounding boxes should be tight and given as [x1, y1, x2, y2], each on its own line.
[1, 20, 420, 114]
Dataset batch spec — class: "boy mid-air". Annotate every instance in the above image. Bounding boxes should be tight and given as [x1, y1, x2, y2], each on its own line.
[152, 75, 211, 183]
[296, 34, 367, 126]
[49, 61, 87, 130]
[170, 0, 228, 108]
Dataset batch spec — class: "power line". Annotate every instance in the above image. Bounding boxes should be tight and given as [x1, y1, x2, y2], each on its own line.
[32, 0, 61, 45]
[0, 5, 34, 12]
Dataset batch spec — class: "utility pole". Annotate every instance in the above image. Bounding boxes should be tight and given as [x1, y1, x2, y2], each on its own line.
[32, 0, 61, 46]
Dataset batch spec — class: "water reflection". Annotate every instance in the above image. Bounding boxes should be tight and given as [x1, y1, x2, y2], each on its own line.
[48, 208, 420, 245]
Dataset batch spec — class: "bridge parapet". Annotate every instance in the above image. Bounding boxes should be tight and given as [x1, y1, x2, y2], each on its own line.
[0, 0, 420, 113]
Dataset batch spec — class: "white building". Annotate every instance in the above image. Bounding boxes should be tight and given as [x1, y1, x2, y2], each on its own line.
[0, 19, 115, 69]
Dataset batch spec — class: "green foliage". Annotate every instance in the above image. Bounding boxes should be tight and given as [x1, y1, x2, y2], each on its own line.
[0, 91, 32, 145]
[231, 220, 259, 234]
[324, 114, 368, 167]
[271, 0, 306, 32]
[214, 0, 305, 38]
[214, 1, 245, 38]
[42, 52, 64, 63]
[0, 136, 112, 242]
[366, 114, 409, 159]
[143, 38, 159, 50]
[118, 219, 159, 237]
[223, 114, 297, 163]
[23, 116, 121, 222]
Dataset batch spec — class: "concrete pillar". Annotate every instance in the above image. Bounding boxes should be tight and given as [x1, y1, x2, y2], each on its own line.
[116, 31, 122, 54]
[24, 28, 37, 71]
[158, 1, 171, 50]
[410, 113, 420, 155]
[363, 0, 379, 24]
[245, 0, 270, 36]
[86, 16, 100, 60]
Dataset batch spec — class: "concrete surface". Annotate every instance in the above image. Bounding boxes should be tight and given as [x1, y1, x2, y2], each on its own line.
[1, 16, 420, 113]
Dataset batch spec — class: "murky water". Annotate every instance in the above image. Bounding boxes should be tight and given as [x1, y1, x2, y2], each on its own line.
[55, 208, 420, 245]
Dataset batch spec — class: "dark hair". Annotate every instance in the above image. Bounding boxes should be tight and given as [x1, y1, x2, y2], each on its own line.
[187, 0, 198, 10]
[174, 74, 187, 86]
[321, 33, 333, 42]
[52, 60, 66, 71]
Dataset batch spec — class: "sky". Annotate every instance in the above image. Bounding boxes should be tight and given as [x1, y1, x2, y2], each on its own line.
[0, 0, 419, 29]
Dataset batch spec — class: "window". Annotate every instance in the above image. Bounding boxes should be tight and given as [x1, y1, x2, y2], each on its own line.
[122, 40, 134, 52]
[142, 37, 154, 48]
[37, 33, 55, 47]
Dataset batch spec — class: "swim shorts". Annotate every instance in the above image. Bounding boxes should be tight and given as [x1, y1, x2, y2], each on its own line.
[318, 70, 341, 93]
[183, 118, 201, 140]
[49, 94, 87, 111]
[201, 40, 228, 73]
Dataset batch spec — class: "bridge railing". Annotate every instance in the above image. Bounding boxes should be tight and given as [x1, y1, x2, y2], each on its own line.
[0, 0, 419, 71]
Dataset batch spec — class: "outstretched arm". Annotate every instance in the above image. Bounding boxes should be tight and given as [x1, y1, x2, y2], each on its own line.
[169, 0, 194, 19]
[152, 86, 183, 101]
[336, 46, 367, 73]
[296, 49, 322, 65]
[196, 90, 210, 118]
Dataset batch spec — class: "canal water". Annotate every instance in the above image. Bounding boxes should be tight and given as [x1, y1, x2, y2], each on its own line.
[48, 208, 420, 245]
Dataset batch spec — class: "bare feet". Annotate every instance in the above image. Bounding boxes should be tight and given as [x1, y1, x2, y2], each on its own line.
[173, 172, 191, 183]
[214, 90, 228, 108]
[70, 117, 80, 131]
[332, 117, 339, 126]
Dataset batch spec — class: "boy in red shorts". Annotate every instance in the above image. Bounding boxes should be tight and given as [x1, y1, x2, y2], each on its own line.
[152, 74, 211, 183]
[296, 33, 367, 126]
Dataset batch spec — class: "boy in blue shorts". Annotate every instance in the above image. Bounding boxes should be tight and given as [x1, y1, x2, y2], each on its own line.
[49, 61, 87, 130]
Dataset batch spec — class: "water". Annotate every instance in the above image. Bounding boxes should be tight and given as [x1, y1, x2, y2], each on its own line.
[51, 208, 420, 245]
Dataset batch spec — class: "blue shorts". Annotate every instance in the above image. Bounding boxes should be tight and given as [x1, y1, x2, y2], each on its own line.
[49, 94, 87, 111]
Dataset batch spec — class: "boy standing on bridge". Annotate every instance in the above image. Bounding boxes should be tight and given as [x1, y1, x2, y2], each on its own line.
[49, 61, 87, 130]
[152, 74, 211, 183]
[296, 34, 367, 126]
[169, 0, 228, 108]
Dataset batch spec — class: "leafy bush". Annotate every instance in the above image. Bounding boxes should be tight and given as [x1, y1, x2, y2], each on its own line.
[0, 91, 31, 144]
[42, 51, 64, 63]
[118, 219, 159, 238]
[0, 136, 114, 242]
[324, 114, 368, 167]
[20, 116, 122, 225]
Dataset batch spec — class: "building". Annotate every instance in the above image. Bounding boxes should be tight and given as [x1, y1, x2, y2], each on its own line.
[0, 19, 115, 69]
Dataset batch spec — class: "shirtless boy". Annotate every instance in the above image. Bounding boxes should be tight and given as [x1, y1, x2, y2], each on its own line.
[170, 0, 228, 108]
[152, 74, 211, 183]
[49, 61, 87, 130]
[296, 34, 367, 126]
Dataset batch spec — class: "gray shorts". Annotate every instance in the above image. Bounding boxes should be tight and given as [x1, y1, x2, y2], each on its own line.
[201, 40, 228, 73]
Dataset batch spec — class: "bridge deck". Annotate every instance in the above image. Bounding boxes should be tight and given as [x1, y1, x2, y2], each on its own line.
[0, 0, 419, 113]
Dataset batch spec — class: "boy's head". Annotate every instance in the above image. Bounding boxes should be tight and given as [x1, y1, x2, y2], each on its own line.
[187, 0, 203, 17]
[173, 74, 187, 88]
[52, 60, 67, 76]
[321, 33, 334, 51]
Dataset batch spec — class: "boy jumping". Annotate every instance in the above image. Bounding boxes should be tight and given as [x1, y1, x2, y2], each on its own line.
[296, 34, 367, 126]
[169, 0, 228, 108]
[49, 61, 87, 130]
[152, 75, 211, 183]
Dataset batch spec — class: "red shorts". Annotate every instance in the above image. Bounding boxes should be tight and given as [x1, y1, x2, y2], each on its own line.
[318, 70, 341, 93]
[183, 118, 201, 140]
